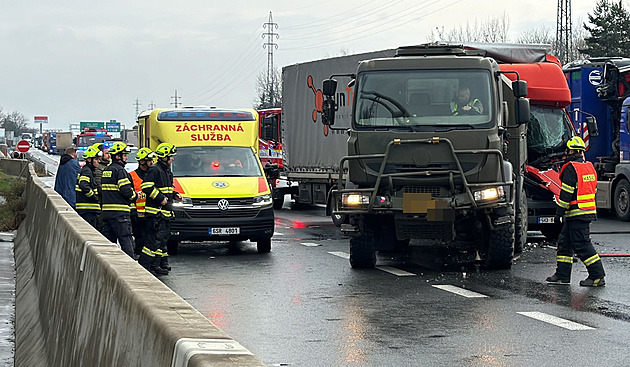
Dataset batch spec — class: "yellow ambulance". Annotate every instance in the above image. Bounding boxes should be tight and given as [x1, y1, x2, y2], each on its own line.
[137, 107, 274, 253]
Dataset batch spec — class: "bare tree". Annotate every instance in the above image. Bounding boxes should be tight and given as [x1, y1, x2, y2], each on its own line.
[517, 25, 555, 45]
[429, 13, 511, 43]
[0, 111, 30, 135]
[253, 67, 282, 109]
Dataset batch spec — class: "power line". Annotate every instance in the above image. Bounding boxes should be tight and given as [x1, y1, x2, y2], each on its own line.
[171, 90, 181, 108]
[262, 12, 279, 107]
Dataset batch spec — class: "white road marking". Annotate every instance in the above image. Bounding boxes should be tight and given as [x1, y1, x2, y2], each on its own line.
[376, 266, 416, 276]
[301, 242, 321, 247]
[273, 232, 284, 236]
[517, 312, 595, 330]
[432, 285, 488, 298]
[329, 251, 350, 259]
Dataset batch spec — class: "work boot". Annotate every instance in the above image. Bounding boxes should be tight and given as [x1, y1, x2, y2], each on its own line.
[149, 266, 169, 276]
[546, 274, 570, 285]
[579, 277, 605, 287]
[160, 257, 171, 271]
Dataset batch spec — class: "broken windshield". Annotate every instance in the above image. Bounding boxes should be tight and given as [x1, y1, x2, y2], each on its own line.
[528, 106, 573, 159]
[355, 69, 493, 129]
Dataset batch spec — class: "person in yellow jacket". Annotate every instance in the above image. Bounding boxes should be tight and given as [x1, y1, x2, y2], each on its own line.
[130, 148, 155, 258]
[546, 137, 605, 286]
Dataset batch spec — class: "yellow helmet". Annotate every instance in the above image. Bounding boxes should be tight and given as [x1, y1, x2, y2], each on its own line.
[136, 147, 155, 161]
[155, 143, 177, 158]
[566, 136, 586, 151]
[83, 146, 101, 159]
[109, 141, 131, 155]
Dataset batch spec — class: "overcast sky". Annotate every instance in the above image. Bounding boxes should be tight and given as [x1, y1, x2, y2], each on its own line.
[0, 0, 596, 131]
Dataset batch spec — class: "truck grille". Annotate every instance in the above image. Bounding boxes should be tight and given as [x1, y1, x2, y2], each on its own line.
[403, 186, 442, 196]
[395, 213, 454, 240]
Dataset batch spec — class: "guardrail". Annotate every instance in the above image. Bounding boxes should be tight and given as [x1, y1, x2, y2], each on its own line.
[1, 159, 266, 367]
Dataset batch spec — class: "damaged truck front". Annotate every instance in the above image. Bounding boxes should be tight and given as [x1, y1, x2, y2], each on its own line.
[320, 44, 530, 269]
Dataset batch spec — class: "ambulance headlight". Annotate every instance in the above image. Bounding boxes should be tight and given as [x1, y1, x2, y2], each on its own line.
[473, 187, 505, 203]
[253, 194, 273, 206]
[173, 197, 193, 207]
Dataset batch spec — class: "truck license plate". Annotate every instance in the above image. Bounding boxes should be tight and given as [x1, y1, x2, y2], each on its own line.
[209, 227, 240, 235]
[538, 217, 555, 224]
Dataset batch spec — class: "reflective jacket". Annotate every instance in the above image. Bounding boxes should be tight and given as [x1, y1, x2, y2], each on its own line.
[130, 168, 148, 217]
[557, 158, 597, 221]
[101, 160, 137, 218]
[141, 161, 174, 218]
[75, 163, 100, 213]
[451, 98, 483, 115]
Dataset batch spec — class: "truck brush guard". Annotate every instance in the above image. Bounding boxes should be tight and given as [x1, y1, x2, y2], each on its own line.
[332, 136, 513, 214]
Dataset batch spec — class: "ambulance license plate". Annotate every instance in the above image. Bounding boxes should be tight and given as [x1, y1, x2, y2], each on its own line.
[538, 217, 555, 224]
[209, 227, 240, 235]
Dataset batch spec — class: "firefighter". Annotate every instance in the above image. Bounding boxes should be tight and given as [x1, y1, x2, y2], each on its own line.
[100, 141, 137, 258]
[138, 143, 181, 275]
[92, 142, 111, 232]
[130, 147, 155, 258]
[546, 136, 605, 287]
[75, 145, 101, 229]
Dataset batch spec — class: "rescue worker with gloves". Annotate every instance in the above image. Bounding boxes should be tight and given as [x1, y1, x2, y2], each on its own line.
[130, 147, 155, 258]
[546, 136, 606, 286]
[100, 142, 137, 258]
[75, 145, 102, 229]
[138, 143, 181, 275]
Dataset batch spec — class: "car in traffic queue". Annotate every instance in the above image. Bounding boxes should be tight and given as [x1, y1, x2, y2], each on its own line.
[136, 107, 275, 254]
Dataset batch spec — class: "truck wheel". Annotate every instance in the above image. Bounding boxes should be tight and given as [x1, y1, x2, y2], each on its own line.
[349, 232, 377, 268]
[540, 223, 563, 241]
[167, 240, 179, 256]
[272, 190, 285, 210]
[614, 179, 630, 221]
[515, 189, 528, 254]
[256, 237, 272, 253]
[485, 208, 515, 270]
[331, 213, 348, 227]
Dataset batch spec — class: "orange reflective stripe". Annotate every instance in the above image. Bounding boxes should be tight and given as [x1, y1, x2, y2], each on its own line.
[130, 170, 146, 214]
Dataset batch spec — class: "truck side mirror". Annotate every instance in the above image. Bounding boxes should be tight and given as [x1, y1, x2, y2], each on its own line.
[585, 116, 599, 137]
[515, 98, 530, 125]
[322, 79, 337, 97]
[512, 80, 528, 98]
[321, 99, 336, 126]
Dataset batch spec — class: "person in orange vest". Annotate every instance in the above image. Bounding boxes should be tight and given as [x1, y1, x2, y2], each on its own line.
[546, 137, 605, 286]
[130, 148, 155, 258]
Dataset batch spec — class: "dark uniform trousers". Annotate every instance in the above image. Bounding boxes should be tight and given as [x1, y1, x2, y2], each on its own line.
[101, 214, 135, 258]
[143, 215, 171, 268]
[555, 219, 605, 280]
[79, 212, 99, 229]
[132, 216, 147, 256]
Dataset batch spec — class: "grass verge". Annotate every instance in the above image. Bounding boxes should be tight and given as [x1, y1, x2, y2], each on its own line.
[0, 170, 26, 231]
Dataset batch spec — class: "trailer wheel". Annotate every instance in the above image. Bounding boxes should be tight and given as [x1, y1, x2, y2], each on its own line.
[485, 207, 515, 270]
[167, 240, 179, 256]
[349, 223, 377, 268]
[614, 179, 630, 221]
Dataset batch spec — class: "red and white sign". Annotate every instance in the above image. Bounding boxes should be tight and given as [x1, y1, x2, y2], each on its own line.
[16, 140, 30, 153]
[34, 116, 48, 124]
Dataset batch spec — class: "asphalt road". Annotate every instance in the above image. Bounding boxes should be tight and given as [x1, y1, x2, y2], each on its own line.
[161, 203, 630, 367]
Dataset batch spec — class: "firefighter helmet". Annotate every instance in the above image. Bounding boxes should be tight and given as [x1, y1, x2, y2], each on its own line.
[136, 147, 155, 161]
[567, 136, 586, 151]
[83, 146, 101, 159]
[154, 143, 177, 158]
[109, 141, 131, 155]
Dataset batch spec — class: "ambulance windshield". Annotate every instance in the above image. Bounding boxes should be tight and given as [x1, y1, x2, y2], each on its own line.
[171, 146, 262, 177]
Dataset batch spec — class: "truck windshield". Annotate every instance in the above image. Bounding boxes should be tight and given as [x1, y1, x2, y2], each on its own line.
[171, 146, 262, 177]
[355, 70, 493, 128]
[78, 135, 111, 146]
[528, 106, 573, 157]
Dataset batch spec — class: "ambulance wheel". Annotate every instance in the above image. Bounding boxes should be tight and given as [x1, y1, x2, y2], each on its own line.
[167, 239, 179, 256]
[257, 237, 272, 253]
[272, 190, 285, 210]
[614, 179, 630, 221]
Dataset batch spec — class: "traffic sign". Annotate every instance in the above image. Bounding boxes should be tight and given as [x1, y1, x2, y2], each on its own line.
[16, 140, 30, 153]
[34, 116, 48, 124]
[80, 121, 105, 131]
[106, 120, 121, 132]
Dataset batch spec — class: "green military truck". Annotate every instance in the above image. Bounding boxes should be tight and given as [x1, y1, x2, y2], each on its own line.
[320, 44, 530, 269]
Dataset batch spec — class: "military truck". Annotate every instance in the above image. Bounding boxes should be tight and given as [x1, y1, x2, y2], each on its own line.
[319, 44, 530, 269]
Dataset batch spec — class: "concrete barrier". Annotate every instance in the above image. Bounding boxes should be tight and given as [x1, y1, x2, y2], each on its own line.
[7, 160, 266, 366]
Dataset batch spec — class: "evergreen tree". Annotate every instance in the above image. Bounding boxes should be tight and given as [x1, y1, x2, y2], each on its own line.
[582, 0, 630, 57]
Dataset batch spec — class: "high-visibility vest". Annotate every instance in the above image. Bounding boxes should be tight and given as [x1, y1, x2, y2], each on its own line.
[130, 170, 147, 217]
[559, 161, 597, 217]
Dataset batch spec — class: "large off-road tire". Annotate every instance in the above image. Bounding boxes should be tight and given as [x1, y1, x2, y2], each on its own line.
[614, 179, 630, 221]
[272, 190, 285, 210]
[349, 231, 377, 269]
[540, 223, 563, 241]
[515, 189, 528, 254]
[256, 237, 272, 253]
[485, 208, 515, 270]
[167, 239, 179, 256]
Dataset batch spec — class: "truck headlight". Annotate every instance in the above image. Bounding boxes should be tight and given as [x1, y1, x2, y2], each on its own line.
[342, 193, 371, 207]
[253, 194, 273, 206]
[172, 197, 193, 207]
[473, 187, 505, 203]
